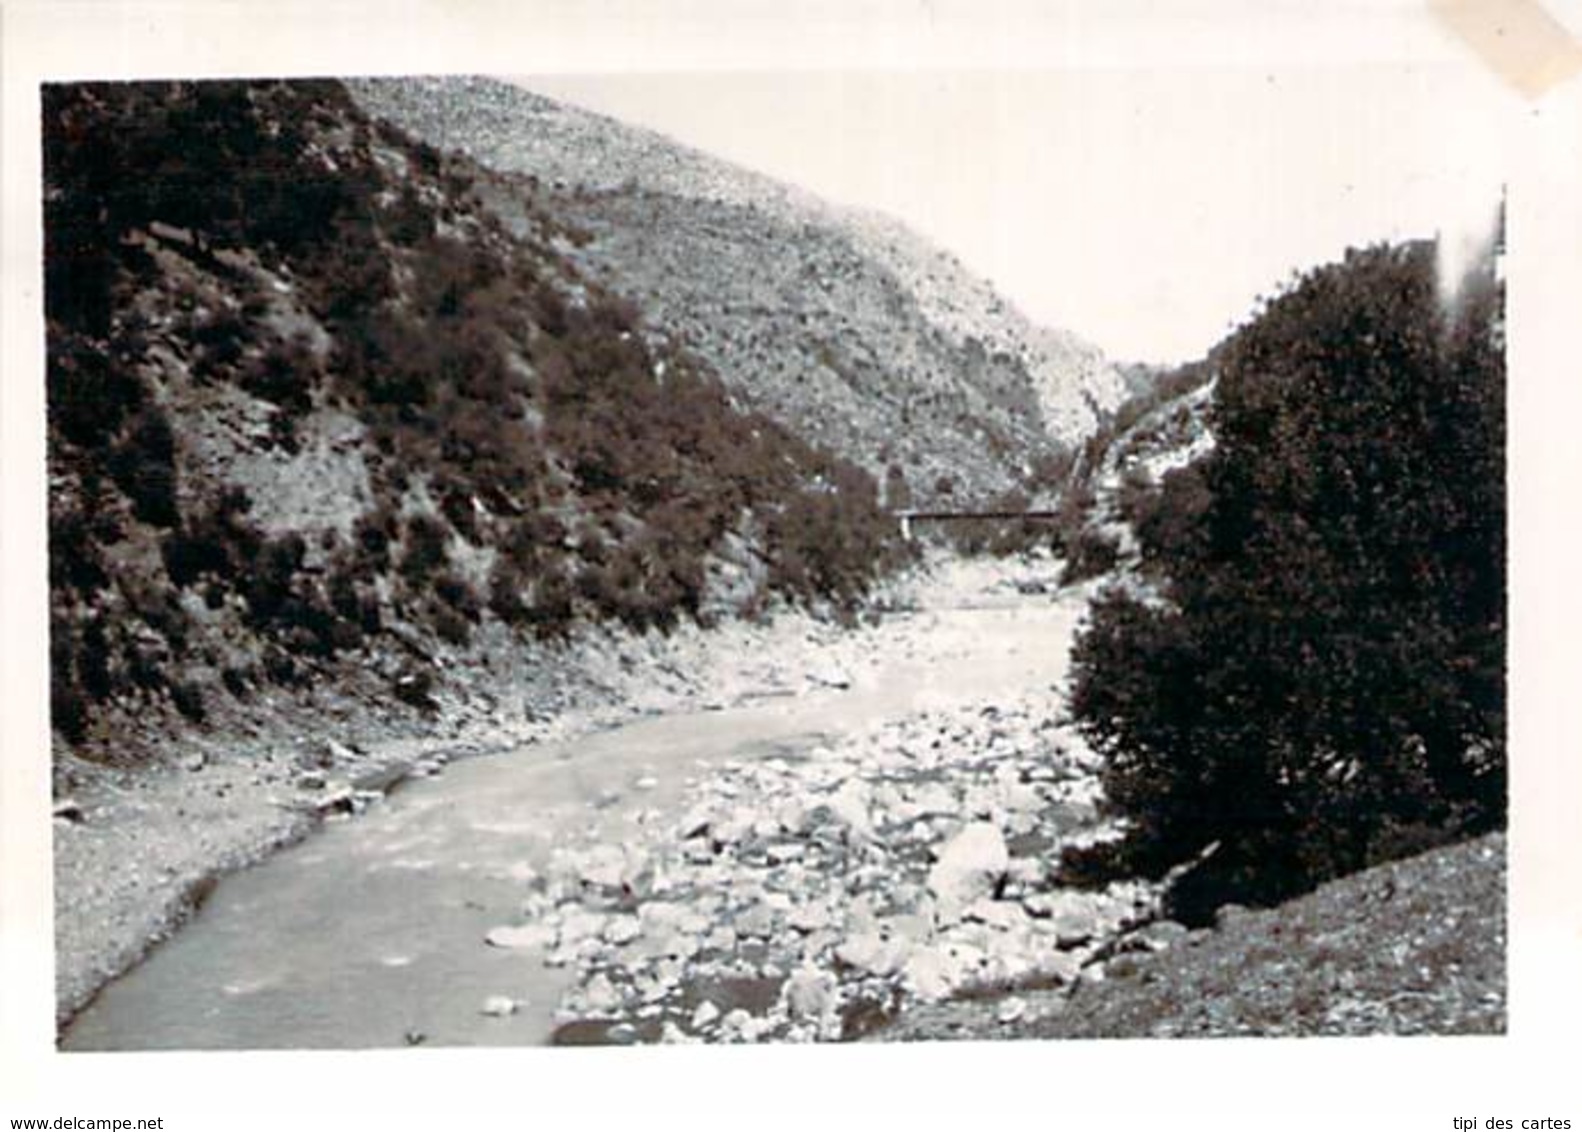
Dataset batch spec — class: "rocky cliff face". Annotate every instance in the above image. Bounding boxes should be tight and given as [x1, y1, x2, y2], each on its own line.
[348, 76, 1127, 507]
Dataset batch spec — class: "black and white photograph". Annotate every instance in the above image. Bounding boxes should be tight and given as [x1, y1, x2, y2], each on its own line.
[4, 0, 1579, 1126]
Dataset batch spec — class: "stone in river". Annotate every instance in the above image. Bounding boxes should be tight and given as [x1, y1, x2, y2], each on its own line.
[927, 821, 1010, 916]
[736, 903, 775, 938]
[786, 902, 833, 933]
[901, 950, 955, 1003]
[692, 1000, 721, 1029]
[997, 997, 1028, 1025]
[647, 929, 701, 960]
[602, 915, 643, 945]
[481, 995, 518, 1017]
[575, 844, 632, 889]
[1022, 892, 1102, 948]
[558, 907, 609, 945]
[782, 964, 838, 1021]
[583, 973, 623, 1014]
[963, 898, 1025, 931]
[828, 780, 873, 835]
[766, 842, 806, 865]
[485, 923, 558, 950]
[835, 933, 907, 978]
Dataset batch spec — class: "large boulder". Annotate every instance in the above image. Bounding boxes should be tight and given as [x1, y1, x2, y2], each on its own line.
[781, 964, 838, 1022]
[485, 922, 558, 950]
[927, 821, 1010, 918]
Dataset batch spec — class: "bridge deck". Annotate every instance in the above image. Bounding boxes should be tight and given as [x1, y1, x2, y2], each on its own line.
[894, 510, 1063, 521]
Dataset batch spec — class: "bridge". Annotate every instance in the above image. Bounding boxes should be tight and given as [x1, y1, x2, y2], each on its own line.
[893, 509, 1064, 541]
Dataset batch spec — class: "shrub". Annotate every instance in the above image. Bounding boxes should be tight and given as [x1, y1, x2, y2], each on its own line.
[431, 602, 472, 646]
[191, 305, 250, 376]
[52, 677, 90, 744]
[109, 407, 180, 528]
[1059, 528, 1120, 585]
[170, 680, 208, 723]
[50, 503, 108, 593]
[1132, 463, 1211, 570]
[48, 330, 146, 447]
[399, 514, 450, 584]
[242, 335, 319, 416]
[392, 665, 437, 711]
[434, 571, 482, 622]
[488, 559, 530, 626]
[243, 533, 306, 625]
[221, 665, 252, 698]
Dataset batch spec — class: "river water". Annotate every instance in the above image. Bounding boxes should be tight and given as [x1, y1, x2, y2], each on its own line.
[62, 594, 1080, 1050]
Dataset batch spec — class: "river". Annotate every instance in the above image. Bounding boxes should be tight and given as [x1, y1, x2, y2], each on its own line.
[61, 588, 1083, 1050]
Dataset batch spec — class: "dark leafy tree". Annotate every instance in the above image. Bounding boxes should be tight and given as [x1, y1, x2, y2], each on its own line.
[1069, 239, 1505, 923]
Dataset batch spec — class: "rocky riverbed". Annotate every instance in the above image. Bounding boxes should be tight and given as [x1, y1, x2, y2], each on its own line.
[482, 693, 1165, 1045]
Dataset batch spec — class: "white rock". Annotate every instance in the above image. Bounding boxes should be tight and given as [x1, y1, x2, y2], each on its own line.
[602, 916, 643, 945]
[828, 780, 872, 835]
[720, 1008, 753, 1039]
[481, 995, 518, 1017]
[677, 804, 714, 839]
[782, 964, 838, 1021]
[787, 902, 833, 933]
[879, 912, 934, 944]
[575, 845, 631, 889]
[558, 908, 608, 945]
[736, 904, 775, 938]
[964, 899, 1025, 931]
[692, 1000, 721, 1029]
[927, 821, 1010, 914]
[766, 842, 806, 865]
[902, 950, 956, 1003]
[583, 973, 622, 1014]
[1023, 892, 1103, 946]
[997, 997, 1028, 1025]
[648, 929, 701, 960]
[637, 901, 685, 930]
[835, 933, 907, 977]
[485, 923, 558, 950]
[808, 664, 853, 690]
[1030, 948, 1083, 985]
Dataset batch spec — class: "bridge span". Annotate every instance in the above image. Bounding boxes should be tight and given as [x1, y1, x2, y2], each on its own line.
[892, 509, 1064, 541]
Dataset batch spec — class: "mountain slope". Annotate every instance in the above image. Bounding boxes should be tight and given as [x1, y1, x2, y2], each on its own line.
[346, 76, 1127, 507]
[44, 79, 902, 751]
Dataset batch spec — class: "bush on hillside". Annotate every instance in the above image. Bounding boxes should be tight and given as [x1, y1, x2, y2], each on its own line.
[108, 407, 180, 528]
[1068, 240, 1505, 924]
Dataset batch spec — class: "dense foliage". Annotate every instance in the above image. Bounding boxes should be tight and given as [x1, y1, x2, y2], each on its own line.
[44, 80, 902, 746]
[1068, 241, 1505, 923]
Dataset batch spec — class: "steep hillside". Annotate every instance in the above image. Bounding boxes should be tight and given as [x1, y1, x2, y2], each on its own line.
[346, 76, 1127, 506]
[44, 79, 903, 752]
[878, 832, 1505, 1040]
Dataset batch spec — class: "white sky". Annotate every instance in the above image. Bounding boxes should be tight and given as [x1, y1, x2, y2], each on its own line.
[521, 64, 1513, 364]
